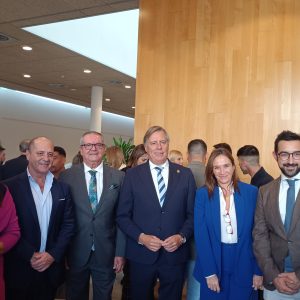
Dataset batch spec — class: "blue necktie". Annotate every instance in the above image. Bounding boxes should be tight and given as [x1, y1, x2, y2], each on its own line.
[284, 179, 298, 232]
[155, 167, 167, 206]
[88, 170, 98, 213]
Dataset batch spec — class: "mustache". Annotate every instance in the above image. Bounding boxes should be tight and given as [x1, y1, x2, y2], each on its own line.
[283, 163, 298, 167]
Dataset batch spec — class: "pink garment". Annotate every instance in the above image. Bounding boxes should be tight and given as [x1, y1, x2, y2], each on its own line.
[0, 186, 20, 300]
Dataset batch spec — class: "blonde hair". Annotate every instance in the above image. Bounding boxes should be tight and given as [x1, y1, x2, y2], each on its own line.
[169, 150, 183, 163]
[106, 146, 125, 169]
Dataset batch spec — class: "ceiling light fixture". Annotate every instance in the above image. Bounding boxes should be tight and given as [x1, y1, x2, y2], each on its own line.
[83, 69, 92, 74]
[124, 85, 131, 89]
[22, 45, 32, 51]
[70, 88, 77, 91]
[23, 74, 31, 78]
[132, 106, 135, 109]
[105, 98, 111, 102]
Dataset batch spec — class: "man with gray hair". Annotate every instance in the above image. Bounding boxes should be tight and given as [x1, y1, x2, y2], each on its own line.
[1, 139, 30, 180]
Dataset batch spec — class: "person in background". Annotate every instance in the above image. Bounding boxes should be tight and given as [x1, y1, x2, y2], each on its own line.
[186, 138, 207, 300]
[106, 146, 127, 170]
[194, 148, 262, 300]
[237, 145, 273, 188]
[60, 131, 125, 300]
[213, 143, 232, 154]
[0, 183, 20, 300]
[169, 149, 184, 165]
[0, 139, 30, 180]
[50, 146, 66, 179]
[4, 136, 75, 300]
[117, 126, 196, 300]
[0, 145, 6, 166]
[253, 130, 300, 300]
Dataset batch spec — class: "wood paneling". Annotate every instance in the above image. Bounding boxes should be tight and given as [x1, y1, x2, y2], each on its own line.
[135, 0, 300, 180]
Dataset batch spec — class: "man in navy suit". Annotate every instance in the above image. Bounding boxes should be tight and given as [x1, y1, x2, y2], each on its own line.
[117, 126, 196, 300]
[4, 136, 75, 300]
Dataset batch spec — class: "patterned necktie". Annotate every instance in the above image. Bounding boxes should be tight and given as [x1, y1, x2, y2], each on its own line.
[284, 179, 298, 232]
[155, 167, 167, 207]
[88, 170, 98, 213]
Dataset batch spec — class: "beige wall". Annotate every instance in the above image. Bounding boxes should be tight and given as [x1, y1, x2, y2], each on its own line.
[134, 0, 300, 180]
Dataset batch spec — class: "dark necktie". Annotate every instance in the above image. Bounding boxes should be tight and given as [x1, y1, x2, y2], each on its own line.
[88, 170, 98, 213]
[154, 167, 167, 206]
[284, 179, 298, 232]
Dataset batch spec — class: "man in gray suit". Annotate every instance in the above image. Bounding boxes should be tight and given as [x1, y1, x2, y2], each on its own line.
[253, 130, 300, 299]
[60, 131, 125, 300]
[186, 139, 207, 300]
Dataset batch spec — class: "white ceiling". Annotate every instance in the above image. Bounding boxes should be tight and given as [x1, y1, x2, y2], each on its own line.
[0, 0, 139, 117]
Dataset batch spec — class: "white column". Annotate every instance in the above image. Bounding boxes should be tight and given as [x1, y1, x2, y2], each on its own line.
[90, 86, 103, 132]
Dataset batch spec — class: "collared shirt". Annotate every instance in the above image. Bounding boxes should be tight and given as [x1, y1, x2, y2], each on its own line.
[279, 173, 300, 224]
[218, 187, 238, 244]
[27, 169, 53, 252]
[149, 160, 169, 200]
[83, 162, 103, 203]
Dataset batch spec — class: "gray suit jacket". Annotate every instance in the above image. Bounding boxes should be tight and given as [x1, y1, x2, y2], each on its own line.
[253, 177, 300, 290]
[60, 163, 125, 268]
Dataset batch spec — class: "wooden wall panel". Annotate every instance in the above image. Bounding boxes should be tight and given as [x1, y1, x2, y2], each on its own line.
[134, 0, 300, 180]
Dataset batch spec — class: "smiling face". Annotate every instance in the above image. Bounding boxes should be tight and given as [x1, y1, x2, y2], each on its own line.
[80, 133, 106, 168]
[213, 154, 235, 188]
[27, 137, 54, 178]
[145, 130, 169, 165]
[50, 151, 66, 177]
[274, 140, 300, 178]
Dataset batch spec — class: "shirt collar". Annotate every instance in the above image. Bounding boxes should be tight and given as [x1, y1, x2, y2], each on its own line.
[83, 161, 103, 174]
[149, 159, 169, 171]
[27, 168, 54, 183]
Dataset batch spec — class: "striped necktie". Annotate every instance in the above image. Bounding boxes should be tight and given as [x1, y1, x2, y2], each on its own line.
[155, 167, 167, 206]
[88, 170, 98, 213]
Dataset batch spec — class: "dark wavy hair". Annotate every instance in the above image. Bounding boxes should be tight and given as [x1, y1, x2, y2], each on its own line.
[0, 182, 6, 206]
[205, 148, 239, 197]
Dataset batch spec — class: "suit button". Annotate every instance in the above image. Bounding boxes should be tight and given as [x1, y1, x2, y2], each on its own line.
[161, 211, 165, 214]
[90, 234, 93, 237]
[92, 217, 95, 221]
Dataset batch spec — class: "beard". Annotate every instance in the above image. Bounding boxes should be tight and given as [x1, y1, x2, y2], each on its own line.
[280, 163, 300, 178]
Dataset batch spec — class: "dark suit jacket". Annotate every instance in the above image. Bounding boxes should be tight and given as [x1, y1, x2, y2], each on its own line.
[59, 163, 125, 268]
[251, 167, 273, 188]
[194, 182, 261, 287]
[4, 172, 75, 289]
[116, 161, 196, 265]
[0, 155, 28, 180]
[253, 177, 300, 290]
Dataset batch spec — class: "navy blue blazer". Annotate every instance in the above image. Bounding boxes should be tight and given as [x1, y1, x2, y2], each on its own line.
[4, 172, 75, 289]
[117, 161, 196, 265]
[193, 181, 261, 287]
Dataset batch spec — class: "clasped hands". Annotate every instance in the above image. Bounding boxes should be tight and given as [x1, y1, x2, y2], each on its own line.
[30, 251, 54, 272]
[274, 272, 300, 295]
[138, 233, 183, 252]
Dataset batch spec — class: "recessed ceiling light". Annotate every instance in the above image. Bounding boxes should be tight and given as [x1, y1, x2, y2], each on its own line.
[23, 74, 31, 78]
[61, 75, 65, 78]
[70, 88, 77, 91]
[83, 69, 92, 74]
[105, 98, 111, 102]
[132, 106, 135, 109]
[124, 85, 131, 89]
[22, 45, 32, 51]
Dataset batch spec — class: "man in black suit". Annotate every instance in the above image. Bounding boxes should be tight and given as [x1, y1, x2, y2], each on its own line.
[4, 136, 75, 300]
[1, 139, 30, 180]
[117, 126, 196, 300]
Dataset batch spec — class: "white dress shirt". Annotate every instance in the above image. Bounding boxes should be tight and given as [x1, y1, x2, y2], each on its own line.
[149, 160, 169, 201]
[84, 162, 103, 203]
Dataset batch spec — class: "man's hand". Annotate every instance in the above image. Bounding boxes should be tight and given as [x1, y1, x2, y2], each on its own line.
[138, 234, 163, 252]
[273, 273, 299, 295]
[252, 275, 263, 290]
[278, 272, 300, 293]
[30, 252, 54, 272]
[206, 275, 220, 293]
[113, 256, 125, 273]
[161, 234, 182, 252]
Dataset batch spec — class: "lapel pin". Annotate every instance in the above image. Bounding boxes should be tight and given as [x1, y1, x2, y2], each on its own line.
[177, 169, 180, 173]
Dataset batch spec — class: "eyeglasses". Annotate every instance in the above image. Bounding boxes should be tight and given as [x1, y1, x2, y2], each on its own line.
[80, 143, 105, 150]
[277, 151, 300, 161]
[223, 212, 233, 235]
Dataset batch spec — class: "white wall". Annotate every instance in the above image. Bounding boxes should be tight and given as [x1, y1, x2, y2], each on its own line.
[0, 88, 134, 163]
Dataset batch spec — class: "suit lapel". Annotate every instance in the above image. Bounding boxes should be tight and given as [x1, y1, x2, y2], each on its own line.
[289, 182, 300, 234]
[97, 165, 110, 210]
[234, 187, 245, 239]
[163, 162, 181, 207]
[48, 179, 59, 230]
[211, 187, 221, 241]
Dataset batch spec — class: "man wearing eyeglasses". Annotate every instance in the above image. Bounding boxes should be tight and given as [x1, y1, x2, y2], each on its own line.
[117, 126, 196, 300]
[253, 130, 300, 300]
[60, 131, 125, 300]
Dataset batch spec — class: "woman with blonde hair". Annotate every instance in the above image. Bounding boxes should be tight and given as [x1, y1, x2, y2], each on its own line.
[106, 146, 126, 170]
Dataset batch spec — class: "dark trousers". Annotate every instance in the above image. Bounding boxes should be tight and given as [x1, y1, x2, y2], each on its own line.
[66, 251, 115, 300]
[6, 272, 56, 300]
[129, 253, 185, 300]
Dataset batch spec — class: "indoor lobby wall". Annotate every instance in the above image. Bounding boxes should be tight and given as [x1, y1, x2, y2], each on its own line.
[134, 0, 300, 179]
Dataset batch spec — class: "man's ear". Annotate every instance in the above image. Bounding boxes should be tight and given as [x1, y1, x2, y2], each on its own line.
[272, 151, 277, 161]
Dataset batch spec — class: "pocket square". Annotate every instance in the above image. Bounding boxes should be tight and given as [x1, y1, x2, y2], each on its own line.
[58, 198, 65, 201]
[109, 184, 119, 190]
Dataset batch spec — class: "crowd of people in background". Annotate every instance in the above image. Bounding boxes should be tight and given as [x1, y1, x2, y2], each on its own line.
[0, 127, 299, 300]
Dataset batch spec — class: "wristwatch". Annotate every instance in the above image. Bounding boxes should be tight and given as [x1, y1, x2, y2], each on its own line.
[179, 233, 186, 244]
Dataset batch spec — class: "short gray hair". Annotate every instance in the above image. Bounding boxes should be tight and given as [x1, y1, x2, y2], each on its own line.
[80, 131, 103, 145]
[143, 126, 170, 144]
